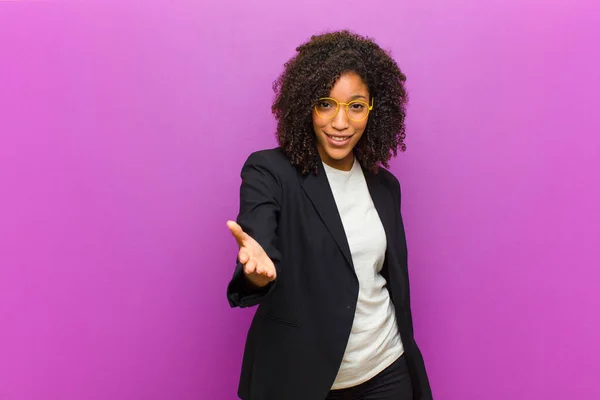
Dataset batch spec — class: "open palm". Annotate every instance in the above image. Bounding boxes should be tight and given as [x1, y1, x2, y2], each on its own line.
[227, 220, 276, 288]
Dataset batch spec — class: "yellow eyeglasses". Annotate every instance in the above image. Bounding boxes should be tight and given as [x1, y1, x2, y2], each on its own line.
[314, 97, 374, 122]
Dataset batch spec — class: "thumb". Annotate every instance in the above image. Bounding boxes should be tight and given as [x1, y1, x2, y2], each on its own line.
[226, 220, 247, 247]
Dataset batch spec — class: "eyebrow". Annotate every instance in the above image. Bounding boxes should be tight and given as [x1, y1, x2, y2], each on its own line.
[349, 94, 368, 100]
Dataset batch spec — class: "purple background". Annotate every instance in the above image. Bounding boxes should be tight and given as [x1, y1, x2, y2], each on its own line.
[1, 1, 599, 399]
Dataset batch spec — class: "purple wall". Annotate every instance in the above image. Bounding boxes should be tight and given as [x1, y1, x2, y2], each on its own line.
[1, 1, 599, 399]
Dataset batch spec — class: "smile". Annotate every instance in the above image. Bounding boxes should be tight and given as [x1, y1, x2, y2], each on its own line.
[325, 133, 354, 143]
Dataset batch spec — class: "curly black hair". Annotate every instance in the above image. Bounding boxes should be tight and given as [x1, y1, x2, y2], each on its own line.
[272, 30, 408, 175]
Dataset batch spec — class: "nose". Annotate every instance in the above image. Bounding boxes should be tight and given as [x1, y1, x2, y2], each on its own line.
[331, 106, 349, 131]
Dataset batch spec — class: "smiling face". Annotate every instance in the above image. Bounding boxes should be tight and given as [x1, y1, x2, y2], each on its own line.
[312, 71, 371, 171]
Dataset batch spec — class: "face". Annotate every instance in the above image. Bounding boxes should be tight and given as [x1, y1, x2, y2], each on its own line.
[312, 72, 370, 171]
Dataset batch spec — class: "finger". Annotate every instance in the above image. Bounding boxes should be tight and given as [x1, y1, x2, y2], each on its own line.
[244, 258, 257, 275]
[226, 220, 247, 247]
[238, 248, 249, 264]
[257, 265, 275, 279]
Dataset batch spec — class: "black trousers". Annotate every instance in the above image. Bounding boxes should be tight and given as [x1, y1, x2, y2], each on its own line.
[325, 354, 413, 400]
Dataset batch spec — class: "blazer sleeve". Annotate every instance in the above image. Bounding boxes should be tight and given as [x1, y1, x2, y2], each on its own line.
[391, 176, 414, 335]
[391, 175, 434, 400]
[226, 151, 282, 308]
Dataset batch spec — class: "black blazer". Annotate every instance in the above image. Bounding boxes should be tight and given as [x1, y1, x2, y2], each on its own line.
[227, 148, 433, 400]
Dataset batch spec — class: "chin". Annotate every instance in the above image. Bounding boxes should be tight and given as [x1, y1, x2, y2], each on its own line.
[329, 150, 351, 160]
[324, 148, 353, 161]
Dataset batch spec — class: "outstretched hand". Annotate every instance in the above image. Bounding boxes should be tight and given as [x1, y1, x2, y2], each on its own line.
[227, 220, 276, 288]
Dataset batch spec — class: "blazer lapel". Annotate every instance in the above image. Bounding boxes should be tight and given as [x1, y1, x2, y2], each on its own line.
[300, 161, 403, 279]
[362, 166, 394, 246]
[301, 167, 354, 269]
[363, 166, 407, 305]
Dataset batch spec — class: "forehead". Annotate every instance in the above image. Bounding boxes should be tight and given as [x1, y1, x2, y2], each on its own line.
[329, 72, 369, 98]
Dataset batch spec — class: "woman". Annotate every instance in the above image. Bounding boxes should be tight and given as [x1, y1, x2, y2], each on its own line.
[226, 30, 433, 400]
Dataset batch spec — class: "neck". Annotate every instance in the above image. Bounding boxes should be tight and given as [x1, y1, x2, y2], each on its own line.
[319, 150, 354, 172]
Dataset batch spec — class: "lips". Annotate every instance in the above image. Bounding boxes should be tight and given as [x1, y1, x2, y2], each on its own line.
[325, 133, 354, 145]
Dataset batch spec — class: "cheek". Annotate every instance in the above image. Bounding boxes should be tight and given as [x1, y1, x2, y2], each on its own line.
[312, 115, 328, 133]
[351, 120, 368, 134]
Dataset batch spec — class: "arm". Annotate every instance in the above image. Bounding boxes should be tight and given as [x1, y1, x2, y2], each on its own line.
[226, 151, 282, 308]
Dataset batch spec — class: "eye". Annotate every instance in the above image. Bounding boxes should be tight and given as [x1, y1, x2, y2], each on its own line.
[349, 103, 365, 110]
[319, 102, 333, 108]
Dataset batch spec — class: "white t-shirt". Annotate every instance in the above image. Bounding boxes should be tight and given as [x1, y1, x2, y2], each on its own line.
[322, 158, 404, 390]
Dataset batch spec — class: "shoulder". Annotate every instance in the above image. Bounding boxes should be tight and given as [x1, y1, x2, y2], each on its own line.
[373, 165, 401, 193]
[241, 147, 297, 183]
[376, 166, 399, 184]
[244, 147, 291, 168]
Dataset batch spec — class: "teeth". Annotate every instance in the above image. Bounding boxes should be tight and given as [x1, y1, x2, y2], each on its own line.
[328, 134, 350, 142]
